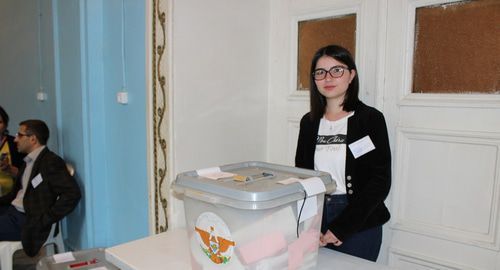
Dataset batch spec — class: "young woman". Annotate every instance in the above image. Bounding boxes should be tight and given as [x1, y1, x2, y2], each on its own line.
[295, 45, 391, 261]
[0, 106, 24, 194]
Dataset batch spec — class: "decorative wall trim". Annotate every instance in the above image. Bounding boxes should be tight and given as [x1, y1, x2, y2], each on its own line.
[152, 0, 168, 233]
[391, 127, 500, 250]
[389, 248, 485, 270]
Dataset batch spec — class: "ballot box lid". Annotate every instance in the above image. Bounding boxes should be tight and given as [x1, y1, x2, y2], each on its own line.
[172, 161, 335, 210]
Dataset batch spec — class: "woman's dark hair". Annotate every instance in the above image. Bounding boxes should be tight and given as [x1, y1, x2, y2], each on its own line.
[309, 45, 360, 120]
[0, 106, 9, 135]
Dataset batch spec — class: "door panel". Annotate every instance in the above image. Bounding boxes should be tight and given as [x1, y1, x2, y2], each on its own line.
[386, 0, 500, 269]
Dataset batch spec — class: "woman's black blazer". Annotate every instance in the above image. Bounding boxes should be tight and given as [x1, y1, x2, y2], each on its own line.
[295, 101, 391, 241]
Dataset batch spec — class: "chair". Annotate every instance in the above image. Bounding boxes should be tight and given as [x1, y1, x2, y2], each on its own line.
[0, 162, 74, 270]
[0, 221, 65, 270]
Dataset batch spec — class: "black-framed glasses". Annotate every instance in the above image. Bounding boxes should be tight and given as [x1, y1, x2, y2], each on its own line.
[15, 132, 32, 137]
[313, 66, 350, 80]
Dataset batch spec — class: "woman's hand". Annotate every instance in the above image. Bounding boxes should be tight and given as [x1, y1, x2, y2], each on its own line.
[320, 230, 343, 246]
[0, 160, 18, 177]
[0, 158, 9, 173]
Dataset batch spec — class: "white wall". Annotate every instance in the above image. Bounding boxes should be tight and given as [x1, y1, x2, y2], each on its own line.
[169, 0, 270, 227]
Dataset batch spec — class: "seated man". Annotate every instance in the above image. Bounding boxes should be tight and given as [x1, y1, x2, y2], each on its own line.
[0, 119, 81, 257]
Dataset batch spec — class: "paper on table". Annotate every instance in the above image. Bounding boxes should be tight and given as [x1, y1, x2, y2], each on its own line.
[196, 167, 235, 180]
[277, 177, 301, 185]
[203, 171, 236, 180]
[53, 252, 75, 263]
[89, 267, 108, 270]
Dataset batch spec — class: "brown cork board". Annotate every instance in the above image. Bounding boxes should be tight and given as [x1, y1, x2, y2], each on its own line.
[412, 0, 500, 94]
[297, 15, 356, 91]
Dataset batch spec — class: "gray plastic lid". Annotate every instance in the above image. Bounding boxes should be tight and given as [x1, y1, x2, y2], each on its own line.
[172, 161, 336, 210]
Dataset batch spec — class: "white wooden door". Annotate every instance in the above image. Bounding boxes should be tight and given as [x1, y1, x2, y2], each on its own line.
[266, 0, 391, 261]
[385, 0, 500, 269]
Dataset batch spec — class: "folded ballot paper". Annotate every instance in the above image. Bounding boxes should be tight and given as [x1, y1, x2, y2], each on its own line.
[233, 206, 295, 265]
[234, 206, 322, 270]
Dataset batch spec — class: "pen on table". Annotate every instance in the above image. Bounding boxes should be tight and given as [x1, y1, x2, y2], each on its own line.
[68, 258, 98, 268]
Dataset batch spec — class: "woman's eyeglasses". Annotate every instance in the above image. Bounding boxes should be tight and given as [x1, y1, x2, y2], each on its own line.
[312, 66, 350, 81]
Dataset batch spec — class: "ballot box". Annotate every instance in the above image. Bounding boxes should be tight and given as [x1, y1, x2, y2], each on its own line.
[37, 248, 119, 270]
[172, 161, 336, 270]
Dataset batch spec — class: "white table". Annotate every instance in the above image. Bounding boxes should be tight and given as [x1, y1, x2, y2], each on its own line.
[105, 228, 397, 270]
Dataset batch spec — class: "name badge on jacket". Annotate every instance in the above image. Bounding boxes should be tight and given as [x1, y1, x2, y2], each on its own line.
[31, 173, 43, 188]
[349, 135, 375, 159]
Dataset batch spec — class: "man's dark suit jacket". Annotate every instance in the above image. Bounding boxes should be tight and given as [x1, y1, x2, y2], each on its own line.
[295, 101, 391, 241]
[0, 147, 81, 256]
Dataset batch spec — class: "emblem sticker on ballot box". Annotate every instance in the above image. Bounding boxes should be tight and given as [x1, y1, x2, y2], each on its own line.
[194, 212, 235, 264]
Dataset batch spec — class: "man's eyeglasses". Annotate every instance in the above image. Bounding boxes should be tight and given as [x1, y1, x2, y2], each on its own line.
[313, 66, 350, 81]
[15, 132, 32, 137]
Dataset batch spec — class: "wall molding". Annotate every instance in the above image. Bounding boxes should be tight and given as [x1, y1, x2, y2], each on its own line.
[399, 93, 500, 109]
[389, 247, 485, 270]
[391, 127, 500, 250]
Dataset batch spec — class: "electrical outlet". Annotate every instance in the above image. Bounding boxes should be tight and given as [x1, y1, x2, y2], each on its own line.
[36, 92, 47, 101]
[117, 91, 128, 104]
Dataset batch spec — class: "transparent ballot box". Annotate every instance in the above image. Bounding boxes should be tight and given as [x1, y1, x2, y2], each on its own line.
[37, 248, 119, 270]
[172, 161, 336, 270]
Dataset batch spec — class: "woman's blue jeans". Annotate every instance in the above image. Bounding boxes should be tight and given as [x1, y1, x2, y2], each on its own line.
[321, 194, 382, 262]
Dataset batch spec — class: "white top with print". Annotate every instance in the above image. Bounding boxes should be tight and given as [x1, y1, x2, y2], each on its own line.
[314, 112, 354, 195]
